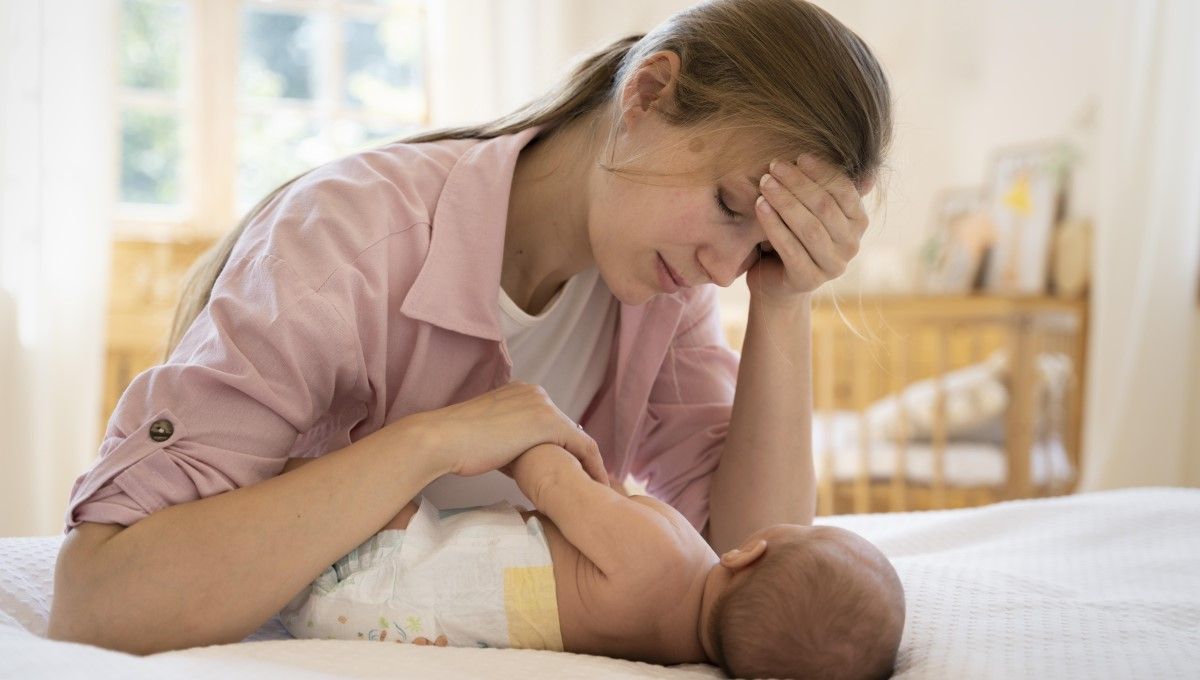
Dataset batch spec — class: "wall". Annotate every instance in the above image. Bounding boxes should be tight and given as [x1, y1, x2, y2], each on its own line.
[1190, 312, 1200, 485]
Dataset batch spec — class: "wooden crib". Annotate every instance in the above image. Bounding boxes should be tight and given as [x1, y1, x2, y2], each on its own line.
[723, 293, 1088, 515]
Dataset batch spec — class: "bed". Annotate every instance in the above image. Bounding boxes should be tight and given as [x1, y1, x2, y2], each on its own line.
[3, 487, 1197, 678]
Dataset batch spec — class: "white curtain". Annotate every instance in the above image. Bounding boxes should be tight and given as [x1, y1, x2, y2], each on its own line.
[1079, 0, 1200, 490]
[0, 0, 116, 536]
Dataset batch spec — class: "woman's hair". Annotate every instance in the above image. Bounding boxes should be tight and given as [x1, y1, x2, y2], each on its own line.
[708, 534, 906, 680]
[165, 0, 893, 359]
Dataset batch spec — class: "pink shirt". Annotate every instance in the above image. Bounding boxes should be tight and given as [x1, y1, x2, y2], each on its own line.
[63, 124, 741, 536]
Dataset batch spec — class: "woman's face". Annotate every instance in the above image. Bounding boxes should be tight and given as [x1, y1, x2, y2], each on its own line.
[586, 119, 773, 306]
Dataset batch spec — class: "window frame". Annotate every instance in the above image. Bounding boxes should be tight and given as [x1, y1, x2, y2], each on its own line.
[113, 0, 430, 242]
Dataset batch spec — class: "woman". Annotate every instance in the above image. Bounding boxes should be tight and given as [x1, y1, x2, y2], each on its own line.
[48, 0, 891, 656]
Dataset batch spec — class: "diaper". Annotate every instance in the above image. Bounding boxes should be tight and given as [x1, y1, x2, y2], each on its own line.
[280, 495, 563, 650]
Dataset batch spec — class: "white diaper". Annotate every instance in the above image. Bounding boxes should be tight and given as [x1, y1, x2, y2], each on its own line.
[280, 495, 562, 650]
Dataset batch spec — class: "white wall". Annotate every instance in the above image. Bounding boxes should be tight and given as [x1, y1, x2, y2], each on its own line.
[1190, 316, 1200, 485]
[815, 0, 1109, 295]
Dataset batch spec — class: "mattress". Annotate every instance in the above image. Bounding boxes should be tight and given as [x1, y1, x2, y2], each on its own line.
[814, 410, 1073, 486]
[3, 487, 1198, 678]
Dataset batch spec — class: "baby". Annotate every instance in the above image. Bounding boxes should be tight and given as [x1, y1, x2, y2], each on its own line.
[280, 445, 906, 679]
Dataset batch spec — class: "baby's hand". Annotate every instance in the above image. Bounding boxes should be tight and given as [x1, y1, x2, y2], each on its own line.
[504, 443, 594, 503]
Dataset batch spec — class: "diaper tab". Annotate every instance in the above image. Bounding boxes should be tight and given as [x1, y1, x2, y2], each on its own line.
[503, 517, 564, 651]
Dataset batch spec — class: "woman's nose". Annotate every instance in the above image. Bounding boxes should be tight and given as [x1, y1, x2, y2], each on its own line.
[707, 246, 760, 288]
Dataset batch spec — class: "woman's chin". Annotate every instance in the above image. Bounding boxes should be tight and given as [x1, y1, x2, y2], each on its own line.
[627, 286, 661, 307]
[600, 275, 649, 307]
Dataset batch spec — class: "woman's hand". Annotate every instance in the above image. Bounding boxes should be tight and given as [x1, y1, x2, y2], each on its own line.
[403, 381, 609, 486]
[749, 154, 874, 304]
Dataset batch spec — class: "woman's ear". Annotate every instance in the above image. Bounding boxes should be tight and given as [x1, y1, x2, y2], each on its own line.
[719, 538, 767, 571]
[620, 50, 681, 127]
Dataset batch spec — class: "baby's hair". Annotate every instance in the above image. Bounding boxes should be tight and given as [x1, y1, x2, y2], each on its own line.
[708, 531, 905, 680]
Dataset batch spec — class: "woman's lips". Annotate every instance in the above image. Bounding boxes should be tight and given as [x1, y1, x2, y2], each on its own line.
[665, 259, 685, 287]
[656, 252, 680, 292]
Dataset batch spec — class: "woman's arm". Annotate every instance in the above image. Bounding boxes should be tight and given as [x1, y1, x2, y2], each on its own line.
[50, 379, 605, 656]
[47, 419, 443, 656]
[706, 293, 816, 554]
[707, 154, 869, 553]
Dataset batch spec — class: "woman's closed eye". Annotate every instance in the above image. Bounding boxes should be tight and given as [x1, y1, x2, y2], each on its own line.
[716, 188, 774, 255]
[714, 189, 739, 219]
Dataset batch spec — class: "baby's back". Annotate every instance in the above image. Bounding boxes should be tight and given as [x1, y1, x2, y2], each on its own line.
[518, 497, 705, 664]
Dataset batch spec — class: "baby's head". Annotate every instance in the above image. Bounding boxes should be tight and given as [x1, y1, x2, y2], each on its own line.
[700, 524, 904, 680]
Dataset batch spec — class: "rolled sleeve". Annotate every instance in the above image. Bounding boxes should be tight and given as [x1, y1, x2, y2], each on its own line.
[63, 252, 362, 533]
[629, 285, 740, 535]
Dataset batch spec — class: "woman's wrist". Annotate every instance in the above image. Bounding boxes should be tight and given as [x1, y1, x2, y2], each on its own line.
[374, 413, 452, 481]
[749, 289, 813, 314]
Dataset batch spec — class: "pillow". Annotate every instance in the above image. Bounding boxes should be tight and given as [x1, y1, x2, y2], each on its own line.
[865, 350, 1009, 442]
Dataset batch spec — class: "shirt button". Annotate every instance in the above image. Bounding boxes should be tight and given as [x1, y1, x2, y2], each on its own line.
[149, 419, 174, 442]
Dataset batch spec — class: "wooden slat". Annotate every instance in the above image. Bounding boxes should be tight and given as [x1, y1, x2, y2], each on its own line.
[931, 327, 948, 508]
[853, 348, 872, 514]
[1006, 316, 1035, 499]
[889, 331, 909, 511]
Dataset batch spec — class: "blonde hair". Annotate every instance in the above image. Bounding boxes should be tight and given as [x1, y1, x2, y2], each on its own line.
[165, 0, 893, 359]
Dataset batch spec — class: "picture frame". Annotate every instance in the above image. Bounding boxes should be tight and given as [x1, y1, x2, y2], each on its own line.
[979, 141, 1071, 294]
[915, 186, 994, 294]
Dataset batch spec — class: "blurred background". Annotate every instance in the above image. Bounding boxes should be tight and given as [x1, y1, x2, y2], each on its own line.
[1, 0, 1197, 535]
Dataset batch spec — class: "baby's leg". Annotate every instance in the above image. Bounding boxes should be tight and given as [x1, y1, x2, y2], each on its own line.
[380, 500, 421, 532]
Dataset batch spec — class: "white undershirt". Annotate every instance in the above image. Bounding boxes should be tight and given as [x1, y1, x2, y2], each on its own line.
[497, 264, 618, 423]
[418, 265, 619, 510]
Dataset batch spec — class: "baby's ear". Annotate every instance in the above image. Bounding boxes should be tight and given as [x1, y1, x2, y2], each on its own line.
[720, 539, 767, 569]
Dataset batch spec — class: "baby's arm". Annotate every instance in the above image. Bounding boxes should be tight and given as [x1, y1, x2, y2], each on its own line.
[508, 444, 676, 578]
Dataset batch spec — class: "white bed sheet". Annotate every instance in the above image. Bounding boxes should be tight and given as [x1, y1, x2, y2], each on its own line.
[2, 487, 1198, 678]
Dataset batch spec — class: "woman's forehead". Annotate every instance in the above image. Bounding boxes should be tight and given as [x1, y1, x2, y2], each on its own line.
[689, 127, 791, 178]
[636, 123, 790, 188]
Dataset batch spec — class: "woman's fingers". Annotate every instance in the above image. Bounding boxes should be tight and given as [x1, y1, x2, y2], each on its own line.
[409, 379, 612, 484]
[573, 434, 609, 486]
[554, 414, 604, 484]
[759, 169, 842, 275]
[755, 191, 824, 290]
[528, 384, 608, 485]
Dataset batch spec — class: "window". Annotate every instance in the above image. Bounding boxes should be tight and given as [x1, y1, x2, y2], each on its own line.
[115, 0, 430, 240]
[117, 0, 190, 216]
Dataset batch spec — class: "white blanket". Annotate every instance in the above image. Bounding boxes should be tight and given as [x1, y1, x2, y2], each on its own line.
[3, 487, 1198, 678]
